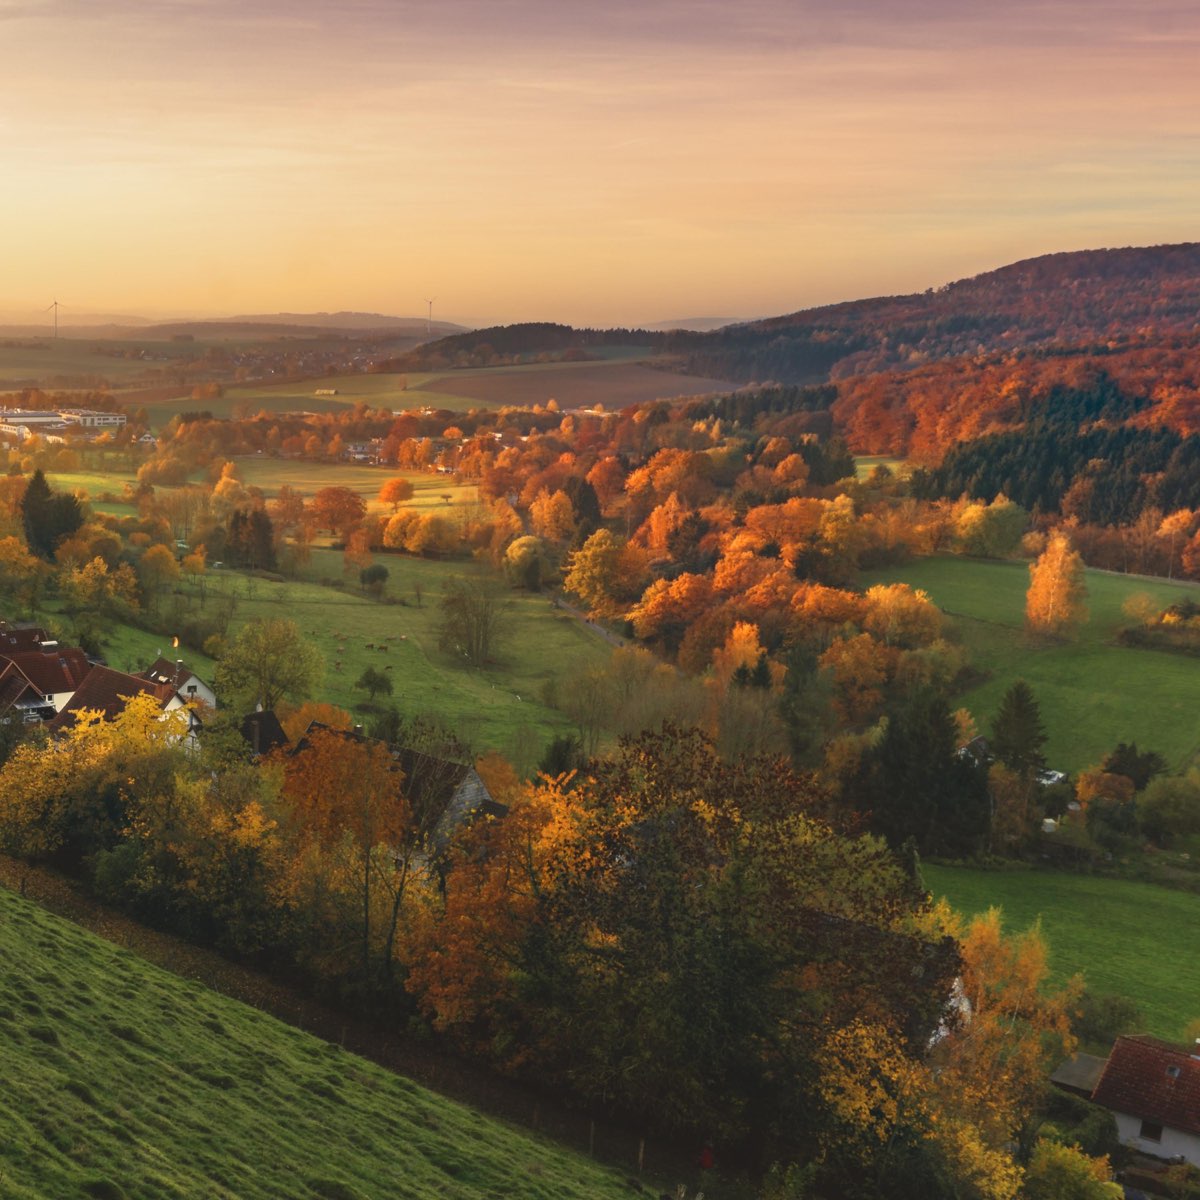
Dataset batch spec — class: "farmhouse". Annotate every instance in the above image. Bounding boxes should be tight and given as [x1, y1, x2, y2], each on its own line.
[1091, 1034, 1200, 1164]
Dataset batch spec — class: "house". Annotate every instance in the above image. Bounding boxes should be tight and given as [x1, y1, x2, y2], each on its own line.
[955, 735, 992, 768]
[137, 656, 217, 711]
[49, 665, 201, 742]
[0, 660, 58, 724]
[394, 746, 507, 850]
[0, 631, 93, 713]
[1091, 1035, 1200, 1164]
[239, 710, 290, 758]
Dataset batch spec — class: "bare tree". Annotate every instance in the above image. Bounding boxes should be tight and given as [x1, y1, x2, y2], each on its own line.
[437, 578, 509, 667]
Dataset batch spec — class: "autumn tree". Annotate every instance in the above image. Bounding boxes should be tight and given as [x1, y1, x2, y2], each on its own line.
[277, 728, 410, 976]
[214, 617, 324, 714]
[309, 485, 367, 537]
[407, 727, 955, 1151]
[563, 528, 648, 617]
[137, 542, 181, 611]
[1026, 531, 1088, 636]
[529, 487, 576, 543]
[0, 535, 49, 613]
[378, 477, 415, 512]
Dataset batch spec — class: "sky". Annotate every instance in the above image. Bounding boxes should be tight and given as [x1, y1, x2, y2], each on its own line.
[1, 0, 1198, 327]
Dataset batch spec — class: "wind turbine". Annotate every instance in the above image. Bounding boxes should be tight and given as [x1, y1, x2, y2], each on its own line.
[425, 297, 436, 338]
[44, 299, 62, 339]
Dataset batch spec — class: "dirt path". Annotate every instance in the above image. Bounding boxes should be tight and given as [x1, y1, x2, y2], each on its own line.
[550, 595, 630, 649]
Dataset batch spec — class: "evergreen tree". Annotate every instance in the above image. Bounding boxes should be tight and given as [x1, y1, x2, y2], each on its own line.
[21, 468, 83, 559]
[859, 688, 990, 857]
[990, 680, 1048, 777]
[1102, 741, 1167, 792]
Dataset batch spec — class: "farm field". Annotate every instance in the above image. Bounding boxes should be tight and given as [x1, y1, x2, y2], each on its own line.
[925, 864, 1200, 1041]
[0, 884, 640, 1200]
[141, 372, 425, 428]
[232, 458, 480, 516]
[861, 556, 1200, 773]
[418, 358, 738, 410]
[0, 335, 194, 388]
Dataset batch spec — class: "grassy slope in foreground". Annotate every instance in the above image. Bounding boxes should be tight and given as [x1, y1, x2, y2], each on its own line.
[860, 557, 1200, 773]
[0, 885, 637, 1200]
[924, 864, 1200, 1041]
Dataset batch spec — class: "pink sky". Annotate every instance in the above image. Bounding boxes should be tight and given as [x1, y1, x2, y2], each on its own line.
[1, 0, 1197, 326]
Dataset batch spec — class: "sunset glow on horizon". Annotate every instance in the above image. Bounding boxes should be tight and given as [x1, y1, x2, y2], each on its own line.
[2, 0, 1198, 327]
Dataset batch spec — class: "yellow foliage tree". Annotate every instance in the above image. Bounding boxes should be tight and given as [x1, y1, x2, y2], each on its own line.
[1026, 531, 1088, 637]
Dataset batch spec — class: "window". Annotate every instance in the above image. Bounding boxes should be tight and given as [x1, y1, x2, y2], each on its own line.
[186, 684, 197, 695]
[1139, 1120, 1163, 1142]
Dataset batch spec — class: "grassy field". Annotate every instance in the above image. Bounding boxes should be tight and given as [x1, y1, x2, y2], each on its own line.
[417, 358, 737, 410]
[209, 551, 605, 769]
[0, 884, 641, 1200]
[861, 556, 1200, 773]
[925, 864, 1200, 1041]
[79, 546, 609, 771]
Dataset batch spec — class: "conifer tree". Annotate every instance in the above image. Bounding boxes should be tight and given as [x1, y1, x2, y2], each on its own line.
[990, 680, 1048, 777]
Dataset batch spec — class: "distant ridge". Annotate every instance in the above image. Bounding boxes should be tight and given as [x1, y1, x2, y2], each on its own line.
[644, 317, 748, 332]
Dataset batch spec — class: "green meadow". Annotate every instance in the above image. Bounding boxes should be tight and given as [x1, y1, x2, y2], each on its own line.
[925, 864, 1200, 1041]
[89, 547, 608, 771]
[0, 884, 640, 1200]
[861, 557, 1200, 773]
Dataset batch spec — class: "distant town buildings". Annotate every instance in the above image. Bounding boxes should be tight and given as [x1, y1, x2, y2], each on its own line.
[0, 407, 127, 443]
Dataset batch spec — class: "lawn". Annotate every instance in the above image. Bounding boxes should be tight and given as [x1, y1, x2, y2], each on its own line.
[0, 884, 641, 1200]
[925, 864, 1200, 1041]
[861, 556, 1200, 773]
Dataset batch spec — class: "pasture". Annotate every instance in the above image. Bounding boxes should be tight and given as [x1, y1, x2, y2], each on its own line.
[861, 557, 1200, 773]
[202, 551, 606, 770]
[925, 864, 1200, 1042]
[0, 884, 640, 1200]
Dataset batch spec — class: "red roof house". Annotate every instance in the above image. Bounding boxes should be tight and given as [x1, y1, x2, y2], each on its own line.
[49, 665, 178, 732]
[1091, 1035, 1200, 1162]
